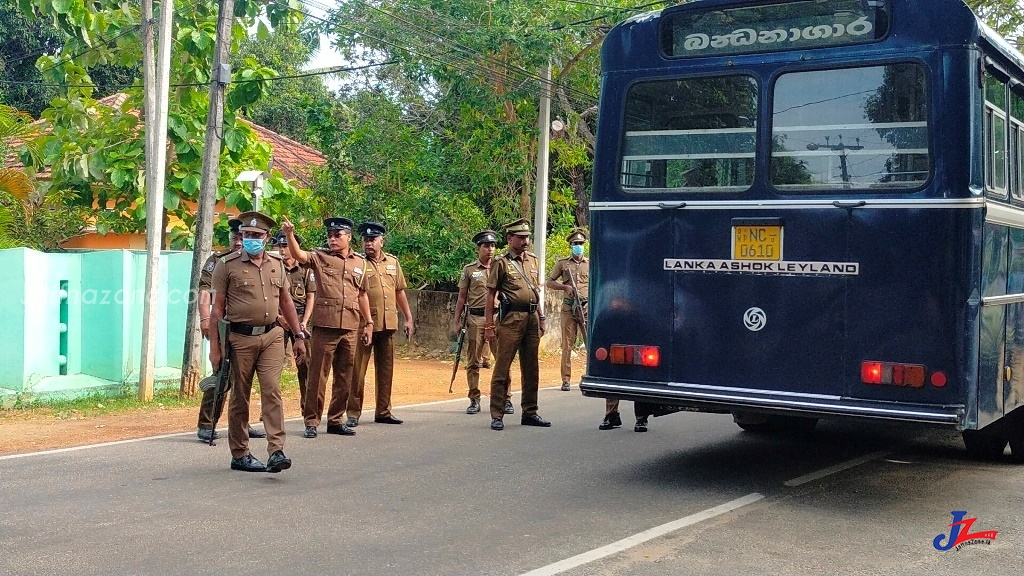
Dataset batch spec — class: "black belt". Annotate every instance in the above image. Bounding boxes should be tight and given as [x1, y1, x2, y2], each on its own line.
[468, 307, 485, 316]
[230, 321, 278, 336]
[507, 303, 538, 313]
[563, 298, 588, 306]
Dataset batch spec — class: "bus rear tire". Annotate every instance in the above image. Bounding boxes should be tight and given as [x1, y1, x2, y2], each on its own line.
[962, 429, 1008, 460]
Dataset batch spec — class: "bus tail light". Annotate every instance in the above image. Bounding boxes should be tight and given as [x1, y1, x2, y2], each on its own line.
[861, 361, 926, 387]
[607, 345, 660, 367]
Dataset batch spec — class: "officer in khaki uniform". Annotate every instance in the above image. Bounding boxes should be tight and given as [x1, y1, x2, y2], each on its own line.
[452, 229, 512, 415]
[196, 218, 265, 442]
[484, 218, 552, 431]
[274, 231, 316, 410]
[545, 228, 590, 391]
[347, 222, 415, 426]
[280, 216, 374, 439]
[209, 211, 307, 473]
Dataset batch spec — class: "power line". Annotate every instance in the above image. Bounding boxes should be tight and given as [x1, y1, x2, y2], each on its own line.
[0, 60, 397, 90]
[297, 0, 600, 105]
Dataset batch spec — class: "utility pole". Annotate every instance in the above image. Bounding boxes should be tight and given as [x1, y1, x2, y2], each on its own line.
[180, 0, 234, 397]
[533, 62, 552, 305]
[138, 0, 174, 401]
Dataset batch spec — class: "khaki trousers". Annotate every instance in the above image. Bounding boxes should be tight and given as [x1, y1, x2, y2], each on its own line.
[304, 326, 357, 427]
[348, 329, 396, 419]
[226, 327, 286, 459]
[464, 315, 486, 401]
[605, 399, 654, 419]
[560, 307, 584, 383]
[489, 311, 540, 419]
[283, 329, 310, 410]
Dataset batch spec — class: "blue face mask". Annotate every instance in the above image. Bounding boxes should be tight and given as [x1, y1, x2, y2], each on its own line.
[242, 238, 265, 255]
[571, 244, 584, 257]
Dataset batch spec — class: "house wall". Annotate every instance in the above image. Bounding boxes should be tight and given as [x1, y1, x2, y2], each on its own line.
[0, 248, 205, 402]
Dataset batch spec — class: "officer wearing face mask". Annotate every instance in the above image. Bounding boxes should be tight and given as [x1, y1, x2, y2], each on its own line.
[545, 228, 590, 392]
[209, 211, 307, 473]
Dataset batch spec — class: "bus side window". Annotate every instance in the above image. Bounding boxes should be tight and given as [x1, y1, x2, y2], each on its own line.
[1010, 89, 1024, 202]
[985, 72, 1008, 198]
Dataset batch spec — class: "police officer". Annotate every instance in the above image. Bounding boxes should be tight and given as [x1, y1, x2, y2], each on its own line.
[452, 229, 513, 415]
[347, 222, 414, 426]
[545, 228, 589, 391]
[196, 218, 265, 442]
[274, 231, 316, 410]
[209, 211, 306, 472]
[484, 218, 551, 431]
[280, 216, 374, 438]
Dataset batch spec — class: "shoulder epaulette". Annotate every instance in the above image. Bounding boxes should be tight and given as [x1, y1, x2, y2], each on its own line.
[266, 251, 283, 261]
[221, 252, 243, 263]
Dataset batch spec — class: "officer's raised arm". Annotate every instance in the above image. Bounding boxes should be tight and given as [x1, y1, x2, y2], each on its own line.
[281, 216, 310, 265]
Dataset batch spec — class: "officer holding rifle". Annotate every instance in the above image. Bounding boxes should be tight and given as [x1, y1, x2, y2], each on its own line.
[210, 211, 307, 473]
[546, 228, 590, 392]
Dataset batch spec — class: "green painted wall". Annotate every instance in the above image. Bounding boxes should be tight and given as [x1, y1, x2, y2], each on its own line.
[1, 248, 206, 399]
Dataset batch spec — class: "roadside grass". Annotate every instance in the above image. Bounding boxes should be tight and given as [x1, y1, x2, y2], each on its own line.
[0, 371, 300, 420]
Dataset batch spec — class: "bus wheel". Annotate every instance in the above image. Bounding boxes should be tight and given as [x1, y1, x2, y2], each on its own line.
[733, 412, 771, 433]
[962, 430, 1008, 460]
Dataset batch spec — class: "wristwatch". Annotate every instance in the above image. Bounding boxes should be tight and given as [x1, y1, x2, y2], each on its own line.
[294, 332, 307, 340]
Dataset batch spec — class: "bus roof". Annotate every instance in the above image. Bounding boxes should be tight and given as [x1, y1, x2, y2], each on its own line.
[603, 0, 1019, 77]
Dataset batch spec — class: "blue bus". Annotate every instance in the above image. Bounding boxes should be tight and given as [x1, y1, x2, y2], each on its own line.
[580, 0, 1024, 460]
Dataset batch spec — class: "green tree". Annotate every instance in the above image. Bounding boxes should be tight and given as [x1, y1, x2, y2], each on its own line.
[0, 104, 82, 249]
[18, 0, 306, 248]
[968, 0, 1024, 43]
[232, 21, 333, 145]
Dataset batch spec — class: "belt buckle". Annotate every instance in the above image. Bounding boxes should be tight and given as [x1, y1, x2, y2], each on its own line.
[252, 325, 267, 335]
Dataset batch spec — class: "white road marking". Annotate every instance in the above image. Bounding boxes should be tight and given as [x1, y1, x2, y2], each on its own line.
[0, 392, 530, 461]
[783, 450, 890, 487]
[518, 493, 764, 576]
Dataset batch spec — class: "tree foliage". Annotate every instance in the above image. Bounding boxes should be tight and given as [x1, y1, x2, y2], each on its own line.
[305, 0, 663, 286]
[0, 104, 82, 249]
[232, 21, 332, 145]
[14, 0, 309, 248]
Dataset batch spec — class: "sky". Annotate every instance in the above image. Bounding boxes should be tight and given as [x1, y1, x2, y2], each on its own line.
[296, 0, 348, 92]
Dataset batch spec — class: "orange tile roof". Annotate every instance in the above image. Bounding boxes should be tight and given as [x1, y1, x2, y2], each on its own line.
[3, 93, 326, 188]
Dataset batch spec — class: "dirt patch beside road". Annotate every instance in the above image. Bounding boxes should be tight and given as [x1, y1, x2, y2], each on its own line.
[0, 354, 585, 455]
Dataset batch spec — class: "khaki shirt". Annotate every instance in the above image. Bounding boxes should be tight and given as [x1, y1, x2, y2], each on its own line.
[199, 249, 233, 291]
[458, 259, 492, 310]
[488, 250, 540, 306]
[363, 252, 407, 332]
[284, 261, 316, 314]
[548, 256, 589, 305]
[306, 248, 366, 330]
[211, 251, 288, 325]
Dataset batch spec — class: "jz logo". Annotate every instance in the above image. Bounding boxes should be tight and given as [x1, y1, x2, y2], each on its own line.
[932, 511, 998, 551]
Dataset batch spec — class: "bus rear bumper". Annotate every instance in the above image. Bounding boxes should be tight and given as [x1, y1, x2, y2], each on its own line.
[579, 377, 965, 426]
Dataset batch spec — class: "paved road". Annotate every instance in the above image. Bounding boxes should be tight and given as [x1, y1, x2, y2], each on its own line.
[1, 389, 1021, 576]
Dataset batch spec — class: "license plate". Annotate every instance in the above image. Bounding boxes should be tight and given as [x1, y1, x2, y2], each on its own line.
[733, 225, 783, 260]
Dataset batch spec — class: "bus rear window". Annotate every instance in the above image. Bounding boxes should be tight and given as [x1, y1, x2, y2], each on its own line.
[771, 63, 930, 192]
[620, 76, 757, 193]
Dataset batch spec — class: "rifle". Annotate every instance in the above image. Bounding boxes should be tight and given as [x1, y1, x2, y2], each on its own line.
[448, 304, 468, 393]
[198, 319, 233, 446]
[567, 270, 588, 346]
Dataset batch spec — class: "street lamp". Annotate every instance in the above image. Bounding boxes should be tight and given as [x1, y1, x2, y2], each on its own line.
[235, 170, 267, 210]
